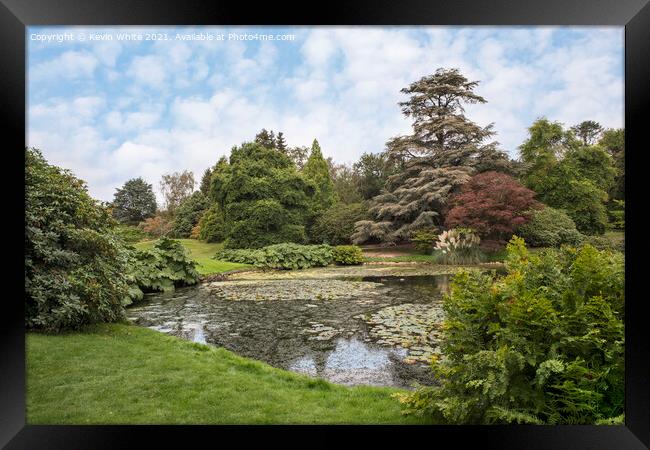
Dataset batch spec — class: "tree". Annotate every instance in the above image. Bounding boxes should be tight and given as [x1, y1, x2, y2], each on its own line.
[111, 177, 157, 224]
[328, 162, 363, 204]
[287, 145, 310, 170]
[571, 120, 604, 145]
[276, 132, 287, 152]
[254, 128, 276, 149]
[212, 142, 314, 248]
[159, 170, 195, 214]
[303, 139, 337, 215]
[518, 119, 612, 235]
[599, 128, 625, 200]
[197, 204, 226, 242]
[311, 203, 369, 245]
[445, 171, 542, 242]
[353, 152, 401, 200]
[199, 167, 213, 196]
[354, 68, 512, 244]
[170, 191, 209, 238]
[25, 148, 129, 331]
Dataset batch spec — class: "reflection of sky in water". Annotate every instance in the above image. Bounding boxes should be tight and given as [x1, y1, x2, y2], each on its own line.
[289, 338, 408, 385]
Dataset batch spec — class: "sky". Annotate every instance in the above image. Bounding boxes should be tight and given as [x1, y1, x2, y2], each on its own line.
[27, 26, 624, 203]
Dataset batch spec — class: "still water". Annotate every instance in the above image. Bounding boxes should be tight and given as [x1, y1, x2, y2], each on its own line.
[127, 274, 452, 388]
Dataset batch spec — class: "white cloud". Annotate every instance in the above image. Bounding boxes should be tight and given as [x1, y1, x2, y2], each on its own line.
[31, 50, 99, 81]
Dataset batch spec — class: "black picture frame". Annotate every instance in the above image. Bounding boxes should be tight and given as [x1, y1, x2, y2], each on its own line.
[2, 0, 648, 448]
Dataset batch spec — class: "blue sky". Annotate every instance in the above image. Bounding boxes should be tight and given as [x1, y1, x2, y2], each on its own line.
[27, 26, 624, 202]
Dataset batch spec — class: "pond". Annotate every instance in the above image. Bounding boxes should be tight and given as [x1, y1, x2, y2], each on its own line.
[126, 266, 456, 389]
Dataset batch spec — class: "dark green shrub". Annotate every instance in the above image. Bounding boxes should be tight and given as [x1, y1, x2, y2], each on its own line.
[332, 245, 364, 265]
[124, 237, 200, 304]
[197, 204, 225, 242]
[518, 207, 585, 247]
[396, 237, 624, 424]
[310, 203, 369, 245]
[216, 243, 333, 270]
[607, 199, 624, 230]
[25, 148, 129, 331]
[171, 191, 209, 238]
[410, 227, 438, 254]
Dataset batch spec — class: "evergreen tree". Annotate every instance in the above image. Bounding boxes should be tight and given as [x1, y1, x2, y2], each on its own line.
[199, 167, 213, 197]
[571, 120, 604, 145]
[303, 139, 337, 215]
[353, 68, 511, 244]
[276, 132, 287, 152]
[254, 129, 276, 149]
[112, 177, 157, 224]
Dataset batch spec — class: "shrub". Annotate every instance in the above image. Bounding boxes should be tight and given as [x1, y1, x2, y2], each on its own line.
[190, 224, 201, 239]
[433, 228, 483, 265]
[216, 243, 333, 270]
[517, 207, 585, 247]
[25, 148, 129, 331]
[124, 237, 200, 304]
[332, 245, 364, 265]
[395, 237, 624, 424]
[139, 214, 174, 237]
[197, 204, 225, 242]
[410, 227, 439, 254]
[310, 203, 369, 245]
[607, 199, 624, 230]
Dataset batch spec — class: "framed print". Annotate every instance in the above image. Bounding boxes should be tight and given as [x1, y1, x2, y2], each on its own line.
[2, 0, 649, 448]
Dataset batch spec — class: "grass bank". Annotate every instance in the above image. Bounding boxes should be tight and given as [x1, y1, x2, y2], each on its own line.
[135, 239, 250, 275]
[27, 323, 427, 424]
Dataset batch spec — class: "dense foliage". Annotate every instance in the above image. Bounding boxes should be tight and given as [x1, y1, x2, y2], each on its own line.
[303, 139, 337, 217]
[111, 177, 157, 224]
[25, 148, 129, 331]
[211, 142, 313, 248]
[332, 245, 364, 265]
[517, 207, 584, 248]
[397, 237, 624, 425]
[310, 203, 369, 245]
[114, 224, 151, 244]
[445, 171, 540, 242]
[216, 243, 334, 270]
[518, 119, 615, 235]
[170, 191, 209, 238]
[124, 237, 200, 304]
[197, 204, 226, 242]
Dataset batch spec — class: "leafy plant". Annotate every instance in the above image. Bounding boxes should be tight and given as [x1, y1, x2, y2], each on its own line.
[396, 237, 624, 424]
[332, 245, 364, 265]
[170, 191, 209, 238]
[138, 214, 174, 237]
[216, 243, 333, 270]
[197, 204, 225, 243]
[433, 228, 483, 264]
[124, 237, 200, 304]
[114, 224, 151, 244]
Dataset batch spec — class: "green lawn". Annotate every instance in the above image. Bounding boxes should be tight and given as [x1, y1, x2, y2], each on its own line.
[27, 323, 428, 424]
[134, 239, 250, 275]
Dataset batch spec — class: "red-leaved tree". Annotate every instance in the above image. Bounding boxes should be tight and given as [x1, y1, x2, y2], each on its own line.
[445, 171, 542, 243]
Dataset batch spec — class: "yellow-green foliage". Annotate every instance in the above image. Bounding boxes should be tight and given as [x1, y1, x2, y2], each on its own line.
[397, 236, 624, 424]
[216, 243, 333, 270]
[332, 245, 364, 265]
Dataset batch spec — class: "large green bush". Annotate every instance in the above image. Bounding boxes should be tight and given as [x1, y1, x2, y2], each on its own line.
[25, 148, 129, 331]
[197, 204, 225, 243]
[216, 243, 333, 270]
[124, 237, 200, 304]
[332, 245, 364, 265]
[517, 207, 584, 247]
[396, 237, 624, 424]
[310, 203, 369, 245]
